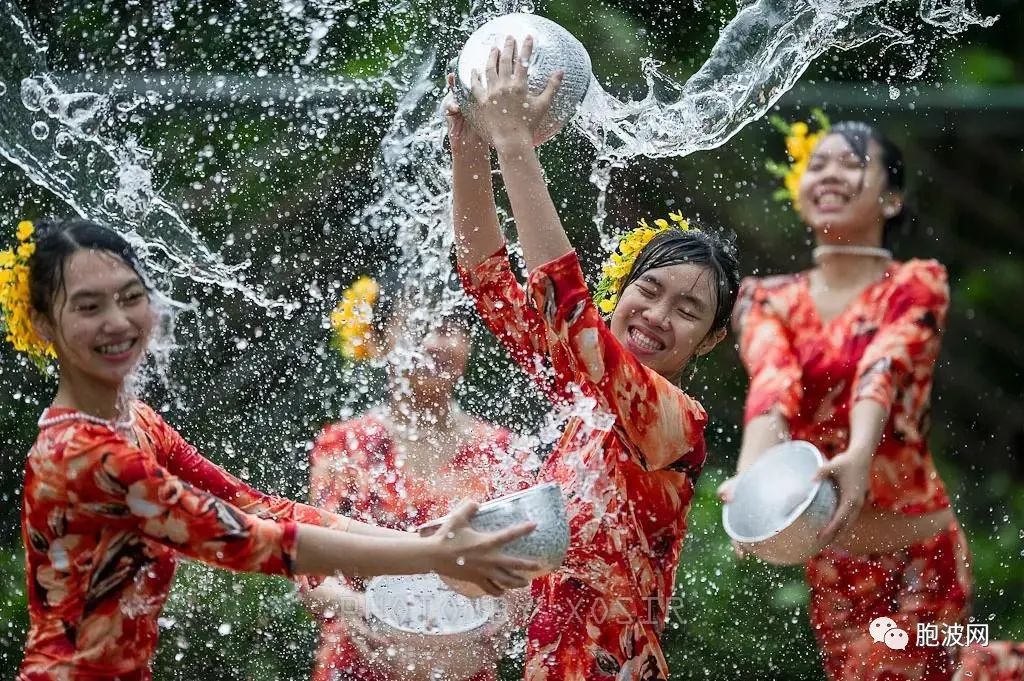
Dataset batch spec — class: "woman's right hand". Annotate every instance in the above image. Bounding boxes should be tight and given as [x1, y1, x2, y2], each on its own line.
[426, 500, 540, 596]
[445, 73, 487, 155]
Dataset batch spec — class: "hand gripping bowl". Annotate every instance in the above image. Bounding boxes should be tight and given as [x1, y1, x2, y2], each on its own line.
[418, 482, 570, 594]
[358, 573, 504, 680]
[722, 440, 838, 565]
[454, 13, 593, 146]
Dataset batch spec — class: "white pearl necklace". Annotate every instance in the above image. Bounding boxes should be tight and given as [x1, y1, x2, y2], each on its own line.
[38, 409, 135, 433]
[812, 245, 893, 263]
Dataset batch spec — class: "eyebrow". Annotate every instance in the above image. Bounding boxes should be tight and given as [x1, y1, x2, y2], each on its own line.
[68, 279, 144, 303]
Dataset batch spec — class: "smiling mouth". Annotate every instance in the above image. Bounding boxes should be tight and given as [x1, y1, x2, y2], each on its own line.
[814, 188, 849, 209]
[628, 326, 666, 353]
[96, 339, 137, 356]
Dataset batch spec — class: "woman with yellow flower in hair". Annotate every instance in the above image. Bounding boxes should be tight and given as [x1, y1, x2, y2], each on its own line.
[6, 218, 540, 681]
[723, 116, 1024, 681]
[445, 35, 740, 681]
[302, 273, 536, 681]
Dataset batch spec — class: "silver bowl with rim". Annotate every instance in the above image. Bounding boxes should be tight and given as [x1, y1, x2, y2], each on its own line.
[453, 13, 592, 146]
[722, 440, 838, 565]
[358, 573, 503, 679]
[418, 481, 570, 591]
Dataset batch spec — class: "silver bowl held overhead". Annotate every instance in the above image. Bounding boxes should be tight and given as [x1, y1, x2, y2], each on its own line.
[454, 13, 593, 145]
[359, 573, 504, 679]
[722, 440, 838, 566]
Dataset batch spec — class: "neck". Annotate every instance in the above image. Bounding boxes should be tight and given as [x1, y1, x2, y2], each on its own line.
[387, 390, 455, 433]
[812, 230, 891, 288]
[52, 373, 126, 421]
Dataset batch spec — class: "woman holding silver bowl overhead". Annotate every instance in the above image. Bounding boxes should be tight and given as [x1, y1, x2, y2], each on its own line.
[723, 116, 1022, 681]
[448, 21, 739, 681]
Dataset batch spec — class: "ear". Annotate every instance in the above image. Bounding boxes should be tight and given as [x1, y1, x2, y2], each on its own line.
[695, 327, 727, 357]
[881, 191, 903, 219]
[29, 308, 54, 347]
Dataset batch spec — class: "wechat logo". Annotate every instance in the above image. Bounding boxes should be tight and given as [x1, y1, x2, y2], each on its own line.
[869, 616, 909, 650]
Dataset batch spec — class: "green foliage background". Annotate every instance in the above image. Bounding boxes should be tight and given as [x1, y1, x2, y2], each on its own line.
[1, 0, 1022, 678]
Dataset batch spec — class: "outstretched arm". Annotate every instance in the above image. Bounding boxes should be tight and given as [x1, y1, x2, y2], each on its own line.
[468, 35, 569, 273]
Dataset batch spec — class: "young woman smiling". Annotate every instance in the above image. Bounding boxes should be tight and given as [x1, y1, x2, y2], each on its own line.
[725, 121, 973, 680]
[7, 218, 538, 681]
[447, 36, 740, 681]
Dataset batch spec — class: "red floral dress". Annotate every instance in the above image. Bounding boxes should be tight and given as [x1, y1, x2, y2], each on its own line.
[18, 401, 350, 681]
[459, 248, 708, 681]
[734, 259, 979, 680]
[306, 412, 527, 681]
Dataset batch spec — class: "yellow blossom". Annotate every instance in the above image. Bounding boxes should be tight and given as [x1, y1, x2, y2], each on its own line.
[16, 221, 33, 242]
[330, 276, 381, 362]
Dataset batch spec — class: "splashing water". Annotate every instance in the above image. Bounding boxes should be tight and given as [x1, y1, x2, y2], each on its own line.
[0, 0, 1000, 674]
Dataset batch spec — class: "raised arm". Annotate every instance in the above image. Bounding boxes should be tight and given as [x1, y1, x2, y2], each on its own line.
[448, 73, 572, 402]
[466, 35, 570, 273]
[447, 74, 504, 270]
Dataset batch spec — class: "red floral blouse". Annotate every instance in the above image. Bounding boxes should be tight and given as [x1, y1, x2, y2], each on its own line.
[459, 248, 708, 680]
[733, 259, 951, 514]
[18, 401, 349, 681]
[306, 412, 527, 681]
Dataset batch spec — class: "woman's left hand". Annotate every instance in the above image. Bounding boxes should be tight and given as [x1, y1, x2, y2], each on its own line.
[469, 34, 563, 149]
[814, 448, 872, 547]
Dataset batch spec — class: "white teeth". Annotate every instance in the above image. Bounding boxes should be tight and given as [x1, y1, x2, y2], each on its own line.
[629, 327, 664, 352]
[98, 340, 133, 355]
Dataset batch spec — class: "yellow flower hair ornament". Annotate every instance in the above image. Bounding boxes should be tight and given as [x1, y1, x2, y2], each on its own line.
[766, 108, 831, 211]
[0, 220, 55, 369]
[593, 211, 695, 314]
[330, 276, 380, 362]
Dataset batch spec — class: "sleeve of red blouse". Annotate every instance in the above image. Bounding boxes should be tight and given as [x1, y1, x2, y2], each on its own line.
[67, 429, 299, 576]
[153, 413, 351, 533]
[732, 277, 804, 425]
[457, 246, 572, 402]
[526, 250, 708, 473]
[853, 260, 949, 411]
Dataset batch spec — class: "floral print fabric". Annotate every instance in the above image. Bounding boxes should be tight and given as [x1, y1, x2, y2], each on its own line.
[459, 248, 708, 681]
[19, 401, 349, 681]
[733, 259, 951, 515]
[306, 413, 525, 681]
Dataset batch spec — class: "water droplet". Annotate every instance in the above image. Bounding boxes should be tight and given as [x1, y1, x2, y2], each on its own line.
[31, 121, 49, 140]
[21, 77, 44, 111]
[346, 14, 359, 27]
[455, 556, 465, 566]
[888, 85, 901, 100]
[217, 622, 232, 635]
[0, 81, 7, 96]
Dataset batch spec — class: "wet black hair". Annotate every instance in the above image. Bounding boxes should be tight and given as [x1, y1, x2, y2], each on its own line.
[28, 218, 148, 319]
[827, 121, 909, 249]
[622, 227, 740, 334]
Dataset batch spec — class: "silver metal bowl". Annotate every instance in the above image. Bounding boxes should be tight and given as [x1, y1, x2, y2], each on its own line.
[455, 13, 593, 145]
[359, 573, 503, 679]
[418, 482, 570, 587]
[722, 440, 838, 565]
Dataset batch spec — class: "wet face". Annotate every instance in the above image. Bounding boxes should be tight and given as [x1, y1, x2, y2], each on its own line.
[797, 133, 902, 243]
[37, 250, 153, 388]
[609, 263, 725, 379]
[384, 314, 471, 398]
